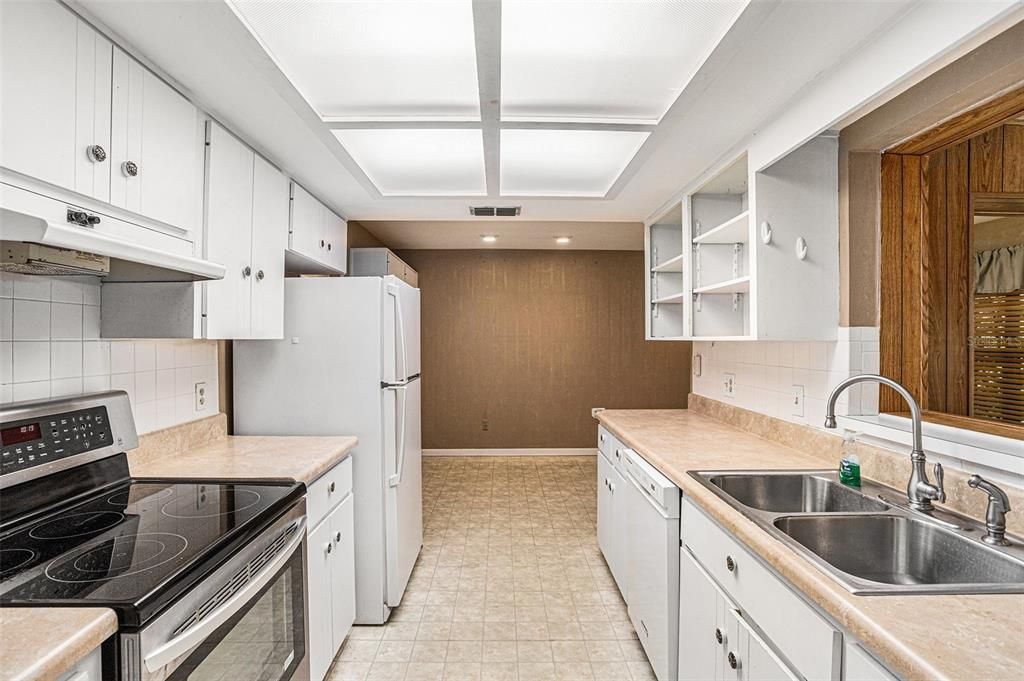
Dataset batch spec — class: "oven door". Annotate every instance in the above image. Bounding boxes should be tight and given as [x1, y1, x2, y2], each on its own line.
[123, 502, 310, 681]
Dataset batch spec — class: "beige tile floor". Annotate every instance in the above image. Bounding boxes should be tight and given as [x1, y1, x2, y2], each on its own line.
[326, 456, 656, 681]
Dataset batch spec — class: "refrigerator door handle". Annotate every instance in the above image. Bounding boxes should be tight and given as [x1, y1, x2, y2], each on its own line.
[386, 384, 407, 488]
[387, 282, 409, 382]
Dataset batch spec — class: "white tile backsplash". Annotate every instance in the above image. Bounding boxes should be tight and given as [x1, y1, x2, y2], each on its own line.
[1, 273, 219, 434]
[692, 327, 881, 427]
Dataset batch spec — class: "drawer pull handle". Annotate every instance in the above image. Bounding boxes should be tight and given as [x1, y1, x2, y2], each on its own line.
[329, 481, 336, 494]
[599, 434, 605, 443]
[715, 628, 723, 645]
[326, 542, 333, 554]
[728, 652, 738, 670]
[726, 555, 736, 572]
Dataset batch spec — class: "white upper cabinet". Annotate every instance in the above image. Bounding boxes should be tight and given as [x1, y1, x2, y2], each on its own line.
[288, 182, 347, 274]
[110, 49, 204, 234]
[204, 122, 255, 339]
[250, 155, 290, 339]
[646, 135, 839, 341]
[0, 1, 112, 200]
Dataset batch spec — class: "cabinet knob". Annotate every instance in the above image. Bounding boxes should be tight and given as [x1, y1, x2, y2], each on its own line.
[728, 652, 738, 670]
[320, 239, 326, 248]
[87, 144, 107, 163]
[256, 269, 265, 281]
[329, 481, 336, 493]
[122, 160, 139, 177]
[599, 434, 605, 443]
[335, 531, 341, 543]
[326, 542, 333, 554]
[726, 555, 736, 572]
[242, 265, 252, 278]
[327, 242, 332, 251]
[715, 628, 723, 645]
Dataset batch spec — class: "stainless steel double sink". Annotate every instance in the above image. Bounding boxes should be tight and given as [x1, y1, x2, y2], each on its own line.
[689, 470, 1024, 595]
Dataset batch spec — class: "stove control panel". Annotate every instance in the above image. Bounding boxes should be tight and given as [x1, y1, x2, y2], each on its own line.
[1, 406, 112, 476]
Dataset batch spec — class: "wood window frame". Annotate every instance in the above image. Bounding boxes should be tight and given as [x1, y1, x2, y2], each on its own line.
[879, 88, 1024, 441]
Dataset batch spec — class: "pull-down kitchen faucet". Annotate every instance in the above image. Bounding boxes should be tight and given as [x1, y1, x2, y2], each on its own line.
[824, 374, 945, 512]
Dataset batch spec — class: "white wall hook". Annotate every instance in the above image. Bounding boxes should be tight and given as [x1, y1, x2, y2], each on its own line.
[760, 221, 772, 245]
[795, 236, 808, 260]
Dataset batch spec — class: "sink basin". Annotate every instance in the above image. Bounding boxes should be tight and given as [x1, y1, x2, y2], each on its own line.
[774, 515, 1024, 591]
[706, 473, 889, 513]
[689, 469, 1024, 594]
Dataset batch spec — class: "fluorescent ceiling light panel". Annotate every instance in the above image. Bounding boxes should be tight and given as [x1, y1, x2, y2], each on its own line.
[228, 1, 480, 121]
[501, 0, 747, 123]
[332, 129, 486, 196]
[500, 130, 650, 197]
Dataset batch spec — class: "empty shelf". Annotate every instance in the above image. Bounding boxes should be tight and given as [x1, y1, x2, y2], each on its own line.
[693, 276, 750, 294]
[651, 254, 684, 273]
[693, 210, 749, 244]
[651, 292, 686, 304]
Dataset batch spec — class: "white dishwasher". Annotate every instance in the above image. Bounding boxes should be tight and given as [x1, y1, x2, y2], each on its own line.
[623, 449, 681, 681]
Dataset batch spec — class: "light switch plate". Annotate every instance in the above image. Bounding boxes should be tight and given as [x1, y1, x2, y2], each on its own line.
[693, 354, 702, 377]
[723, 373, 736, 398]
[792, 384, 805, 416]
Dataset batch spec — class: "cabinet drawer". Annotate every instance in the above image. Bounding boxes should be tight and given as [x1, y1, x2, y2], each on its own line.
[682, 499, 841, 681]
[598, 426, 615, 461]
[844, 643, 897, 681]
[307, 455, 353, 530]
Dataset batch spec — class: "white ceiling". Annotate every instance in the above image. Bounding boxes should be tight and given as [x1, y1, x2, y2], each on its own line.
[70, 0, 983, 247]
[358, 221, 644, 251]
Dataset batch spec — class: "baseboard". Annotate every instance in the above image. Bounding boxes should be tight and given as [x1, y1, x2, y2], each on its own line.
[423, 448, 597, 457]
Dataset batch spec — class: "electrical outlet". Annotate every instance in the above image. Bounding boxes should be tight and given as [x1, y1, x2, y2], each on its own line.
[693, 354, 702, 377]
[195, 382, 207, 411]
[723, 373, 736, 398]
[792, 384, 805, 417]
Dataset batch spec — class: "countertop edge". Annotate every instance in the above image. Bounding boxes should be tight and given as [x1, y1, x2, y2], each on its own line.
[595, 410, 952, 681]
[0, 607, 117, 681]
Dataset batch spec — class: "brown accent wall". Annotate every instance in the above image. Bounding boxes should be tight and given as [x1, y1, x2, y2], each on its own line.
[347, 220, 387, 249]
[397, 249, 691, 449]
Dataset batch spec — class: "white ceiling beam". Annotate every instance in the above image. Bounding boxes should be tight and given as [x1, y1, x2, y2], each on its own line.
[472, 0, 502, 198]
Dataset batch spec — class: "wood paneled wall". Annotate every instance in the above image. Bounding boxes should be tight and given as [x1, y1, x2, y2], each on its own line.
[397, 250, 691, 449]
[880, 118, 1024, 414]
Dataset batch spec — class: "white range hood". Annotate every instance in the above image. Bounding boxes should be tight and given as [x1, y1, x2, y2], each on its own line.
[0, 183, 225, 282]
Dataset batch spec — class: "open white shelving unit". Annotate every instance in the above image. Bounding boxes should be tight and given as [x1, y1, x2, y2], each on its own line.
[644, 134, 840, 341]
[646, 203, 685, 339]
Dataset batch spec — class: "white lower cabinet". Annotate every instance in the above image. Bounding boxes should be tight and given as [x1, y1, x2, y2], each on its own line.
[306, 458, 356, 681]
[844, 643, 899, 681]
[596, 428, 628, 596]
[56, 645, 102, 681]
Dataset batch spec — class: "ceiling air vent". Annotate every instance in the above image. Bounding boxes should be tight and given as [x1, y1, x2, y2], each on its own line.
[469, 206, 521, 217]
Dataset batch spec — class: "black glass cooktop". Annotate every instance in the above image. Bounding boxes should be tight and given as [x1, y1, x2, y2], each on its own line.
[0, 475, 302, 626]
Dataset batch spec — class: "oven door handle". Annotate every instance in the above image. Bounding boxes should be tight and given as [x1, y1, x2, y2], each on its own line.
[143, 517, 307, 673]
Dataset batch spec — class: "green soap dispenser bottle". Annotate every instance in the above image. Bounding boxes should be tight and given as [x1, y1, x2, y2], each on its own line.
[838, 433, 861, 487]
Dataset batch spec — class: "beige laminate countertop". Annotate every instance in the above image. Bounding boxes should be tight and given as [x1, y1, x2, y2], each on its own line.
[129, 434, 357, 484]
[597, 409, 1024, 681]
[0, 607, 117, 681]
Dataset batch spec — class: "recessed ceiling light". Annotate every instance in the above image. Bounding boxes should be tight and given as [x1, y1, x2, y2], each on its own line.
[481, 235, 498, 243]
[555, 236, 572, 244]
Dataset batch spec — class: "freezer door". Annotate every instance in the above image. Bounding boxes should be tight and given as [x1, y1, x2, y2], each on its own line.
[383, 276, 420, 384]
[383, 377, 422, 607]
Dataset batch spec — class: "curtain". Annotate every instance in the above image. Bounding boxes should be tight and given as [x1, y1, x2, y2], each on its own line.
[975, 244, 1024, 293]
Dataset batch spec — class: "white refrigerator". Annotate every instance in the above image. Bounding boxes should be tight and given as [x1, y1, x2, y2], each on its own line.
[233, 275, 422, 624]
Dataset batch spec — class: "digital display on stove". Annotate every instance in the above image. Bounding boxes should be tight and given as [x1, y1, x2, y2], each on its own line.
[1, 423, 40, 446]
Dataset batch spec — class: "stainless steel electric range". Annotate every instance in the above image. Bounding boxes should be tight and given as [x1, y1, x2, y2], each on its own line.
[0, 391, 311, 681]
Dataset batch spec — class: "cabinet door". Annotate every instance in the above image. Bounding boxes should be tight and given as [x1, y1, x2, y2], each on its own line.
[250, 156, 289, 338]
[325, 211, 348, 273]
[307, 518, 335, 681]
[597, 454, 614, 564]
[330, 495, 356, 653]
[203, 122, 254, 339]
[0, 1, 111, 199]
[730, 609, 799, 681]
[608, 463, 629, 597]
[679, 549, 725, 681]
[289, 183, 326, 262]
[111, 49, 203, 233]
